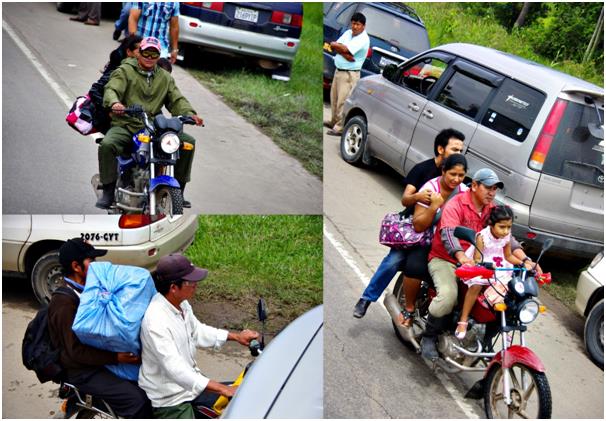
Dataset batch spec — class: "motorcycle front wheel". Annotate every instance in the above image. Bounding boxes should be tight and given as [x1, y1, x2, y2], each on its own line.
[484, 363, 552, 419]
[155, 186, 184, 216]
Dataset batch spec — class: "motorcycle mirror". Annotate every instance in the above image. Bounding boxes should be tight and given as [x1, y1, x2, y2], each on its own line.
[542, 238, 554, 252]
[453, 226, 476, 246]
[257, 298, 267, 322]
[587, 123, 604, 140]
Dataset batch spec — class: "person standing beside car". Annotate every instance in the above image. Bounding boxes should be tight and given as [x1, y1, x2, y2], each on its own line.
[47, 238, 152, 418]
[138, 254, 259, 419]
[325, 12, 370, 136]
[128, 2, 180, 64]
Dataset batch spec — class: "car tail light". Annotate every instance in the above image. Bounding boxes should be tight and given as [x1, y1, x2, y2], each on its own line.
[184, 2, 224, 12]
[271, 11, 302, 27]
[366, 47, 373, 58]
[526, 232, 537, 239]
[119, 214, 165, 229]
[529, 99, 567, 171]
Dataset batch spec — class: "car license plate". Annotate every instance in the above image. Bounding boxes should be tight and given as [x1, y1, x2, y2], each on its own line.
[234, 7, 258, 23]
[379, 56, 397, 68]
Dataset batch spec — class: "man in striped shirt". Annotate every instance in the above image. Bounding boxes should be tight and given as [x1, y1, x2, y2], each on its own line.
[128, 2, 180, 64]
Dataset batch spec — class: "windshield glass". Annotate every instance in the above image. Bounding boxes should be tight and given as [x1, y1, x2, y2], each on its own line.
[542, 100, 604, 189]
[357, 5, 429, 53]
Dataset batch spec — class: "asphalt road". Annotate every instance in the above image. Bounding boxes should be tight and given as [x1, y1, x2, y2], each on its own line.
[2, 2, 322, 215]
[1, 275, 252, 419]
[322, 105, 604, 418]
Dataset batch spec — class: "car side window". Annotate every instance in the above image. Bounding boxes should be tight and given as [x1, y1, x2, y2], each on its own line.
[434, 72, 493, 119]
[336, 4, 356, 26]
[480, 79, 546, 142]
[398, 58, 447, 97]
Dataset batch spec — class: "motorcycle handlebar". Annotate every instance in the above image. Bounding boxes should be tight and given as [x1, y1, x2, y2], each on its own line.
[179, 115, 197, 125]
[124, 105, 145, 115]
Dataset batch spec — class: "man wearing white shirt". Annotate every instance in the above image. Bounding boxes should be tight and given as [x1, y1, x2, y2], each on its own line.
[325, 12, 370, 136]
[138, 254, 259, 418]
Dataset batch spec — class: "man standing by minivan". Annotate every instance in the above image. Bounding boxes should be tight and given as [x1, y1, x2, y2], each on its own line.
[325, 12, 370, 136]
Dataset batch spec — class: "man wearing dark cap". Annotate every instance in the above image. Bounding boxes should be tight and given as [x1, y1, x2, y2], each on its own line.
[47, 238, 152, 418]
[97, 36, 204, 209]
[420, 168, 536, 359]
[139, 254, 259, 418]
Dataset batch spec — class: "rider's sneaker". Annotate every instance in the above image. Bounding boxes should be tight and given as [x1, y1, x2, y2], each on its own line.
[353, 298, 371, 318]
[420, 336, 439, 360]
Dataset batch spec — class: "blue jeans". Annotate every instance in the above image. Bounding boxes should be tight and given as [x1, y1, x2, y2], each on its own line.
[361, 248, 408, 301]
[114, 2, 132, 33]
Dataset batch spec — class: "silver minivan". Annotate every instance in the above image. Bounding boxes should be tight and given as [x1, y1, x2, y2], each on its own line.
[340, 43, 604, 258]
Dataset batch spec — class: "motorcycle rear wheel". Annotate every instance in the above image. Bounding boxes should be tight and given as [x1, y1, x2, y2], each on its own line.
[391, 273, 427, 345]
[484, 363, 552, 419]
[155, 186, 184, 216]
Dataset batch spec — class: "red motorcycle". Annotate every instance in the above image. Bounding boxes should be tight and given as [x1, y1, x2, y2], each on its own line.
[384, 226, 553, 418]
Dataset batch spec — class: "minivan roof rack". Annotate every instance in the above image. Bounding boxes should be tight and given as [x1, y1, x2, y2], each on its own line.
[381, 2, 422, 23]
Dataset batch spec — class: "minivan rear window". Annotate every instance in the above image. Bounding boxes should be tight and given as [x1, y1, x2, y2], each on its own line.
[542, 101, 604, 189]
[481, 79, 546, 142]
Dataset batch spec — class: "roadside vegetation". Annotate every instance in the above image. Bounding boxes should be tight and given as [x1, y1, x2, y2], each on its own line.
[413, 2, 603, 86]
[185, 215, 322, 332]
[185, 3, 322, 178]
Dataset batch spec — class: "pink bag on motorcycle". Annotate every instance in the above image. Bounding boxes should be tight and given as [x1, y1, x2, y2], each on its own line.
[379, 212, 433, 249]
[66, 94, 98, 135]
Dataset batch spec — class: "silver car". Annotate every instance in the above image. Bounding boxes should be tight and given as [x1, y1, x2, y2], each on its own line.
[341, 43, 604, 258]
[222, 305, 323, 419]
[575, 251, 604, 369]
[2, 214, 197, 304]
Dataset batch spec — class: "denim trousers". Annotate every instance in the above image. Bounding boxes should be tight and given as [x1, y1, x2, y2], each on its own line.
[361, 248, 407, 301]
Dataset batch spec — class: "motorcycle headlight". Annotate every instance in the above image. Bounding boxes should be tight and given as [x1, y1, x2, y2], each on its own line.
[518, 299, 540, 324]
[160, 133, 180, 154]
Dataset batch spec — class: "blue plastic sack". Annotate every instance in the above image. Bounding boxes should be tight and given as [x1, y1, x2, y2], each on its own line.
[72, 262, 156, 381]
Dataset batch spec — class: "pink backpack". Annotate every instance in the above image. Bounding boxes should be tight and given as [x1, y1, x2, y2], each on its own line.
[66, 94, 98, 135]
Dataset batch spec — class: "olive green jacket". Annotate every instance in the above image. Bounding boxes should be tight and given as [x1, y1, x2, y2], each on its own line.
[103, 57, 197, 133]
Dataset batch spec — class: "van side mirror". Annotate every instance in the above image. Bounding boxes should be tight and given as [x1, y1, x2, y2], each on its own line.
[382, 64, 398, 81]
[453, 226, 477, 247]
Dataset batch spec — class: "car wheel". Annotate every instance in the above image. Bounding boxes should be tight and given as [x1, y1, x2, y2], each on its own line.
[584, 299, 604, 369]
[31, 251, 63, 305]
[340, 116, 368, 165]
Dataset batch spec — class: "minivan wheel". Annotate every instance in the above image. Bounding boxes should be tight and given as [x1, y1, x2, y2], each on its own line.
[31, 251, 63, 305]
[340, 116, 368, 165]
[584, 299, 604, 369]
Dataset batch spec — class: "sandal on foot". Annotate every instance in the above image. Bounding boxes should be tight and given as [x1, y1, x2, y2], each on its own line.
[455, 321, 468, 339]
[398, 309, 414, 327]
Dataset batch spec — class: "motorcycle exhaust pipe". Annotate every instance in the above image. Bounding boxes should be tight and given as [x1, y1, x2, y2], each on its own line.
[383, 293, 421, 351]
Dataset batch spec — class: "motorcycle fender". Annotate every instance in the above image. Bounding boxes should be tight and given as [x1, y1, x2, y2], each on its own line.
[150, 175, 180, 192]
[484, 345, 546, 377]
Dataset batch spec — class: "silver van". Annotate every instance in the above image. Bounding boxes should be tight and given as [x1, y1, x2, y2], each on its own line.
[340, 43, 604, 258]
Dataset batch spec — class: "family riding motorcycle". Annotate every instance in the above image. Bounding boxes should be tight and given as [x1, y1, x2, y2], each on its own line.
[384, 226, 553, 419]
[55, 299, 267, 419]
[91, 105, 197, 216]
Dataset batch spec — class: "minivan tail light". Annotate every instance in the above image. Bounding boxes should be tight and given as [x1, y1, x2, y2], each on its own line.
[184, 2, 224, 12]
[271, 11, 302, 27]
[119, 214, 165, 229]
[529, 99, 568, 171]
[366, 47, 373, 58]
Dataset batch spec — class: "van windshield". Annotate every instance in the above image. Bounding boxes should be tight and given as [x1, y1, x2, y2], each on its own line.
[542, 100, 604, 189]
[358, 5, 430, 54]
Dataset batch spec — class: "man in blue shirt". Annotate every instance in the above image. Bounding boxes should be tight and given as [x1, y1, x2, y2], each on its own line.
[129, 2, 180, 64]
[325, 12, 370, 136]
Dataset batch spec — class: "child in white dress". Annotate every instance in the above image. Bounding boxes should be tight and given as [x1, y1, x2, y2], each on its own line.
[455, 206, 531, 339]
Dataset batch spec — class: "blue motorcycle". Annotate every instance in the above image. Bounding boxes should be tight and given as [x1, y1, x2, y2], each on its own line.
[92, 105, 196, 215]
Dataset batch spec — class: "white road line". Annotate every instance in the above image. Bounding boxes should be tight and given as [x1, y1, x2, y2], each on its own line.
[3, 20, 102, 141]
[324, 226, 481, 419]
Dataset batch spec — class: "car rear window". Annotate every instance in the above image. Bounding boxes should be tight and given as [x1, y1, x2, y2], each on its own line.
[481, 79, 546, 142]
[357, 5, 430, 53]
[435, 72, 493, 119]
[542, 101, 604, 189]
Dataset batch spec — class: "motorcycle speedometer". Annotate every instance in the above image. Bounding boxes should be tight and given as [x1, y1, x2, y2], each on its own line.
[518, 299, 539, 324]
[160, 133, 180, 154]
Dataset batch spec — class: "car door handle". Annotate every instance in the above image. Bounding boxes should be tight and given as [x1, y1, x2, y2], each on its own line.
[422, 109, 434, 119]
[408, 103, 420, 112]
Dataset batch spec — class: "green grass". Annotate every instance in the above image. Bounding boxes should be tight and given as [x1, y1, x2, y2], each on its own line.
[185, 215, 323, 320]
[185, 3, 323, 178]
[412, 3, 603, 86]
